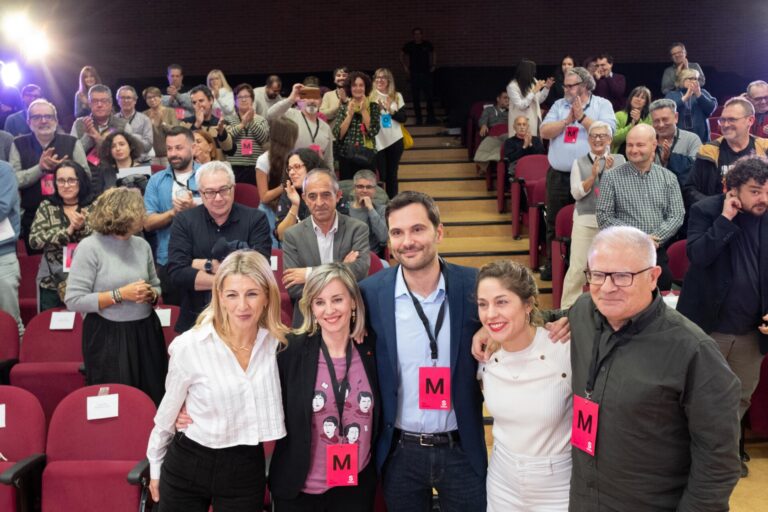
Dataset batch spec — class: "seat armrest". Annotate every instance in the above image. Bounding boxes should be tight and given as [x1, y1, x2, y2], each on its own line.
[127, 458, 149, 485]
[0, 453, 46, 486]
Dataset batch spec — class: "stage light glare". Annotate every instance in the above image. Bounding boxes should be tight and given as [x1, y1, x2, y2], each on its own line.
[0, 62, 22, 87]
[2, 12, 31, 41]
[23, 30, 49, 60]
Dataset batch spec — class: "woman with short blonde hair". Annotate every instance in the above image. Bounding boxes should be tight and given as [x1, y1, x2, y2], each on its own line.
[207, 69, 235, 117]
[370, 67, 406, 196]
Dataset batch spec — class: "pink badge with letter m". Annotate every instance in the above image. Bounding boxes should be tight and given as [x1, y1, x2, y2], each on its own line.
[572, 395, 599, 456]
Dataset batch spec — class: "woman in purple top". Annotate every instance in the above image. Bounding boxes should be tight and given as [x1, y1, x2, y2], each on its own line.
[270, 263, 380, 511]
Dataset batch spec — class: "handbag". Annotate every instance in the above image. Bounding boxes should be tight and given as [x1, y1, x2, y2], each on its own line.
[346, 128, 376, 168]
[401, 125, 414, 150]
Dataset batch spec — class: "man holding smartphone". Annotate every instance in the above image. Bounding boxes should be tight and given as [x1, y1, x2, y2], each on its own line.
[678, 155, 768, 477]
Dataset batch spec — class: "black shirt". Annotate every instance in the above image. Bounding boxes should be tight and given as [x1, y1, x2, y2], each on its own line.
[718, 137, 756, 180]
[402, 41, 434, 73]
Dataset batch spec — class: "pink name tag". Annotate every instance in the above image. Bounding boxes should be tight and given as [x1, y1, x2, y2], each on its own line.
[564, 126, 579, 144]
[214, 108, 222, 118]
[40, 174, 55, 195]
[326, 443, 358, 487]
[63, 243, 78, 272]
[571, 395, 599, 456]
[86, 148, 100, 167]
[175, 108, 186, 120]
[241, 139, 253, 156]
[419, 366, 451, 410]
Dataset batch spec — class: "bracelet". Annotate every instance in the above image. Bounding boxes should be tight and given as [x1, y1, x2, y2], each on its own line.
[112, 288, 123, 304]
[287, 209, 298, 220]
[578, 114, 586, 123]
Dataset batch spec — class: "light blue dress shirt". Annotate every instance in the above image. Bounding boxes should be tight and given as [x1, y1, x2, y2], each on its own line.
[543, 94, 616, 172]
[394, 266, 459, 433]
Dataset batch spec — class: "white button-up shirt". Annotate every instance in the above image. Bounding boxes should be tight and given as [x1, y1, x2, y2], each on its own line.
[146, 323, 286, 479]
[306, 212, 339, 278]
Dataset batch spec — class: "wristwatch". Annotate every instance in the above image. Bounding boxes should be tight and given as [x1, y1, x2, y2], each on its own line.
[204, 258, 213, 274]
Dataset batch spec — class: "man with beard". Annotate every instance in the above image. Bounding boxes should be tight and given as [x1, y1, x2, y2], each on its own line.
[180, 85, 233, 161]
[268, 82, 334, 171]
[253, 75, 284, 117]
[685, 97, 768, 208]
[678, 155, 768, 477]
[745, 80, 768, 137]
[321, 66, 349, 122]
[144, 126, 200, 305]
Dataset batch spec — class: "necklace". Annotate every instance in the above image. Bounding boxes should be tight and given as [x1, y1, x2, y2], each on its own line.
[222, 337, 254, 353]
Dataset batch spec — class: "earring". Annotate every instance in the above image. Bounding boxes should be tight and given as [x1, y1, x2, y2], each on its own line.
[351, 308, 357, 323]
[526, 311, 531, 324]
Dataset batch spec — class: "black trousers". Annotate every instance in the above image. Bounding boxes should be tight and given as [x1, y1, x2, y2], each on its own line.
[157, 263, 182, 306]
[545, 167, 574, 269]
[158, 433, 266, 512]
[375, 139, 405, 197]
[656, 246, 673, 292]
[272, 461, 377, 512]
[409, 72, 435, 123]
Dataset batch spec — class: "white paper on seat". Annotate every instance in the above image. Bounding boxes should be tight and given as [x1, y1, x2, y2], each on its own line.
[0, 404, 5, 428]
[155, 308, 172, 327]
[49, 311, 76, 330]
[87, 394, 119, 420]
[270, 255, 278, 271]
[117, 166, 152, 180]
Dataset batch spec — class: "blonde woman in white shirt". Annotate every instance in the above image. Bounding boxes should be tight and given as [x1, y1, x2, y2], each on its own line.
[207, 69, 235, 118]
[507, 60, 554, 137]
[147, 250, 289, 510]
[476, 260, 571, 512]
[370, 68, 407, 197]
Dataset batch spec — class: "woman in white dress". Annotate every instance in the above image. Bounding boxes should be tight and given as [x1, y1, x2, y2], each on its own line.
[476, 260, 571, 512]
[507, 60, 554, 136]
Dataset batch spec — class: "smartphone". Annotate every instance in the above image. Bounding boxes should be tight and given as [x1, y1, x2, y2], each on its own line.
[299, 87, 321, 100]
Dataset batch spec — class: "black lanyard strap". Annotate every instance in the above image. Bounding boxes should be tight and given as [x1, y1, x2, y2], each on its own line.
[302, 114, 320, 143]
[403, 265, 447, 363]
[320, 340, 353, 423]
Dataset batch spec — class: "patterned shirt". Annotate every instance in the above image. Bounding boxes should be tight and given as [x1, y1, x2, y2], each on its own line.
[332, 101, 381, 157]
[596, 162, 684, 244]
[224, 112, 270, 166]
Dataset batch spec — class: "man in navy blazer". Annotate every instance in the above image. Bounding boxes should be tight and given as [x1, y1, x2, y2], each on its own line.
[677, 155, 768, 477]
[359, 191, 487, 511]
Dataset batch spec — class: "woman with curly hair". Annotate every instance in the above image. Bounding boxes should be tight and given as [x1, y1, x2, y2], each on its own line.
[333, 71, 380, 180]
[92, 131, 142, 196]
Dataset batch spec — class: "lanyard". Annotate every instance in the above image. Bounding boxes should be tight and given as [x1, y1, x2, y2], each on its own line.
[171, 169, 198, 194]
[302, 113, 320, 143]
[403, 264, 447, 364]
[584, 323, 630, 399]
[320, 340, 353, 423]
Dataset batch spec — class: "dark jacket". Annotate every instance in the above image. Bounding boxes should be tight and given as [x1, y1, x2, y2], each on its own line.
[677, 194, 768, 353]
[269, 331, 380, 499]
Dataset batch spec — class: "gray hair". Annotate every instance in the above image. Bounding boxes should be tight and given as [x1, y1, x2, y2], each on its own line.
[197, 160, 235, 185]
[303, 169, 339, 194]
[724, 96, 756, 117]
[747, 80, 768, 97]
[88, 84, 112, 100]
[116, 85, 137, 100]
[353, 169, 377, 183]
[588, 226, 657, 268]
[588, 121, 613, 137]
[649, 98, 677, 114]
[27, 98, 57, 121]
[566, 67, 595, 92]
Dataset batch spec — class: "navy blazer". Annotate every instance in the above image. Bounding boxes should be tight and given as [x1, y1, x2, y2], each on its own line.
[359, 262, 487, 478]
[677, 194, 768, 353]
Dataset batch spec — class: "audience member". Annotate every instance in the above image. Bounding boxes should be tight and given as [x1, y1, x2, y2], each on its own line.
[502, 116, 546, 179]
[0, 129, 12, 161]
[270, 263, 379, 510]
[167, 161, 271, 332]
[3, 84, 42, 136]
[593, 54, 626, 111]
[144, 126, 200, 306]
[371, 68, 407, 197]
[348, 169, 388, 256]
[401, 27, 438, 125]
[661, 42, 706, 95]
[65, 187, 166, 405]
[569, 226, 740, 511]
[10, 99, 88, 252]
[180, 85, 234, 161]
[473, 91, 509, 171]
[561, 121, 625, 308]
[207, 69, 235, 118]
[685, 97, 768, 207]
[745, 80, 768, 137]
[162, 63, 193, 118]
[544, 55, 575, 109]
[268, 82, 334, 171]
[147, 250, 288, 509]
[91, 131, 142, 196]
[0, 160, 22, 336]
[28, 160, 93, 311]
[507, 60, 553, 136]
[477, 260, 571, 511]
[274, 148, 326, 240]
[142, 86, 178, 166]
[678, 155, 768, 478]
[74, 66, 101, 118]
[282, 170, 369, 325]
[192, 130, 217, 164]
[596, 124, 684, 290]
[582, 56, 597, 77]
[115, 85, 154, 163]
[666, 68, 717, 143]
[71, 84, 133, 159]
[321, 66, 349, 123]
[611, 85, 651, 154]
[254, 75, 284, 117]
[333, 72, 381, 180]
[0, 85, 21, 128]
[224, 83, 270, 184]
[539, 67, 616, 280]
[650, 98, 702, 190]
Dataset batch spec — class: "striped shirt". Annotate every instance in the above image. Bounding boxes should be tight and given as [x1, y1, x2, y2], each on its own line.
[596, 162, 684, 244]
[224, 112, 270, 167]
[147, 323, 286, 479]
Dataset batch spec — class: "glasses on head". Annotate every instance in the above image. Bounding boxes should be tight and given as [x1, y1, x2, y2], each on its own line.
[287, 163, 306, 172]
[717, 116, 750, 126]
[584, 267, 652, 287]
[29, 114, 55, 122]
[200, 185, 233, 200]
[563, 82, 583, 90]
[589, 133, 610, 140]
[55, 178, 78, 187]
[355, 184, 375, 190]
[90, 98, 111, 105]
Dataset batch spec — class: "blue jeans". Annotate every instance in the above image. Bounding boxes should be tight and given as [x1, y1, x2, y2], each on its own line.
[382, 437, 486, 512]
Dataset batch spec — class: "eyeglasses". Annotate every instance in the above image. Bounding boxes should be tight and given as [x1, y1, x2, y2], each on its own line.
[287, 163, 306, 172]
[236, 95, 252, 101]
[355, 184, 375, 190]
[90, 98, 111, 105]
[589, 133, 610, 140]
[55, 178, 78, 186]
[29, 114, 55, 122]
[200, 185, 233, 199]
[750, 95, 768, 103]
[374, 76, 387, 81]
[563, 82, 583, 90]
[717, 116, 750, 126]
[118, 96, 136, 101]
[584, 267, 652, 287]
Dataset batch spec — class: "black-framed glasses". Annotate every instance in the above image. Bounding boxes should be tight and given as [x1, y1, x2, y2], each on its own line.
[200, 185, 233, 200]
[589, 133, 610, 140]
[717, 116, 750, 126]
[563, 82, 583, 90]
[29, 114, 55, 122]
[584, 267, 653, 287]
[55, 178, 78, 186]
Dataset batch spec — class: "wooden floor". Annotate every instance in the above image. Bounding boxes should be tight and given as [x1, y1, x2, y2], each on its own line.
[399, 108, 766, 509]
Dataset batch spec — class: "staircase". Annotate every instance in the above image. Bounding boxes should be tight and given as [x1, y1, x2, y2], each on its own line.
[398, 104, 553, 309]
